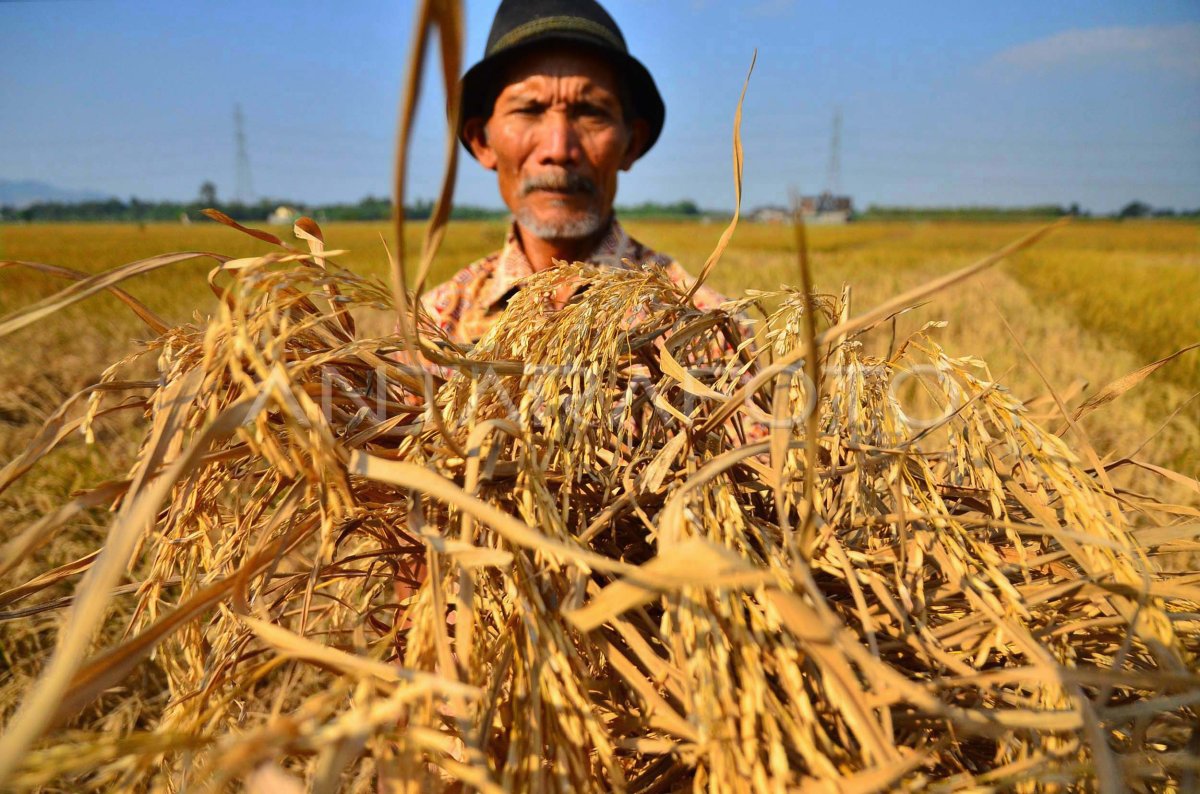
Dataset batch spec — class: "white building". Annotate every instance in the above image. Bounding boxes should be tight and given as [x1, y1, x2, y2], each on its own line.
[267, 205, 298, 225]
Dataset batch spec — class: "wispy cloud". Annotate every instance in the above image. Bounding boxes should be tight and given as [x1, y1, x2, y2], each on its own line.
[987, 23, 1200, 77]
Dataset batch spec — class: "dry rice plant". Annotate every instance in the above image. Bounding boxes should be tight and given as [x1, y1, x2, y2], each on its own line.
[0, 210, 1197, 791]
[3, 0, 1199, 788]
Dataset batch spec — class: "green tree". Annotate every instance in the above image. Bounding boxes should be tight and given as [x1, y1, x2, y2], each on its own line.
[1117, 200, 1151, 219]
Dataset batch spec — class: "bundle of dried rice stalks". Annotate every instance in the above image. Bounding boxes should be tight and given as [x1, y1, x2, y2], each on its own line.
[0, 213, 1197, 792]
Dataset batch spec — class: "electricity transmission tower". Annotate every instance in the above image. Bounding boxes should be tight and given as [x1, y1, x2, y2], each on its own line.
[234, 103, 255, 204]
[824, 107, 842, 198]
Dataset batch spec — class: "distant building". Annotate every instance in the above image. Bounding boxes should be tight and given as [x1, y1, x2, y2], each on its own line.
[749, 206, 790, 224]
[798, 193, 853, 224]
[267, 205, 298, 225]
[747, 194, 855, 225]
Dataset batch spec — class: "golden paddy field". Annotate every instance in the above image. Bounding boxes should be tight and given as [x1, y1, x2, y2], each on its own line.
[0, 218, 1197, 528]
[0, 217, 1199, 790]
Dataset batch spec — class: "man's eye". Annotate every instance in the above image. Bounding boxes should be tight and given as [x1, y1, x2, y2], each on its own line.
[514, 105, 543, 116]
[576, 105, 609, 119]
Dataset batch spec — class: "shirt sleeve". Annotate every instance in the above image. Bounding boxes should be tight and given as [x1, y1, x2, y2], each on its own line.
[394, 270, 473, 382]
[404, 259, 488, 339]
[418, 278, 462, 335]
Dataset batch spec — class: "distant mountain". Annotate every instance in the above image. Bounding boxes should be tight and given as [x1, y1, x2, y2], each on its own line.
[0, 179, 114, 209]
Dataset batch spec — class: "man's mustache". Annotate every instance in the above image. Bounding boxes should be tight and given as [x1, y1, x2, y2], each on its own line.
[519, 171, 597, 197]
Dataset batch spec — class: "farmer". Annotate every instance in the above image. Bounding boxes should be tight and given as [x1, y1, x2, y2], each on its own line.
[419, 0, 724, 344]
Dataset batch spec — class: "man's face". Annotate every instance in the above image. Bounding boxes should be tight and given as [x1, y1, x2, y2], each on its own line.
[464, 45, 648, 242]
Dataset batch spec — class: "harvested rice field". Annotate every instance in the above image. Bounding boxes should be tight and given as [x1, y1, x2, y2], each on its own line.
[1, 216, 1198, 791]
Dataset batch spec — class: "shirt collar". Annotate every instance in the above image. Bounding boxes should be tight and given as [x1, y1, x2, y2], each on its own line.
[475, 216, 636, 311]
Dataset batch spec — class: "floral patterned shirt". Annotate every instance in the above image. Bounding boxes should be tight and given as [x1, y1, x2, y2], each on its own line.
[419, 218, 725, 345]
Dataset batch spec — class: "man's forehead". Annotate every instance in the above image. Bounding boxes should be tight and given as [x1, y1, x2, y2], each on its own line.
[498, 45, 622, 95]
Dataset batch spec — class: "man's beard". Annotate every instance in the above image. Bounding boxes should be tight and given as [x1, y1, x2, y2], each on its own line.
[516, 170, 608, 241]
[515, 206, 606, 241]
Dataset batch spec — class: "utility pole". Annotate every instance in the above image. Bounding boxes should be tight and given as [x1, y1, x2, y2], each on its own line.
[234, 103, 255, 204]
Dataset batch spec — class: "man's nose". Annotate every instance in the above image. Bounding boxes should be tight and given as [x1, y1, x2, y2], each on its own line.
[536, 110, 580, 166]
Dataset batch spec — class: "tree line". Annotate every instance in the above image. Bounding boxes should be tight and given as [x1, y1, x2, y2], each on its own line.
[859, 202, 1199, 221]
[3, 191, 1195, 224]
[0, 181, 708, 224]
[0, 195, 505, 224]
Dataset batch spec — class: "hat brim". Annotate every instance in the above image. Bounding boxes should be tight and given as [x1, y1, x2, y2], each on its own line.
[458, 33, 664, 161]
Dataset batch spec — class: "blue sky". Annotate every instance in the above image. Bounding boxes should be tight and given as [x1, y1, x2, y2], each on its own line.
[2, 0, 1198, 212]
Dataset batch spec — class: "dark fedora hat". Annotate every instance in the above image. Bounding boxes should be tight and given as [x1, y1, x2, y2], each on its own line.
[459, 0, 665, 159]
